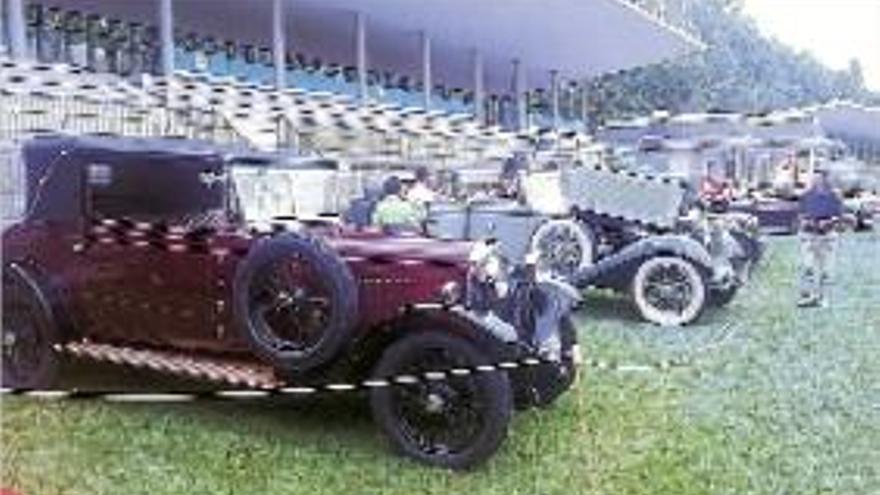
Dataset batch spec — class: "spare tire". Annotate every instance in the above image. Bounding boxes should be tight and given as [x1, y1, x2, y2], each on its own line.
[233, 233, 359, 373]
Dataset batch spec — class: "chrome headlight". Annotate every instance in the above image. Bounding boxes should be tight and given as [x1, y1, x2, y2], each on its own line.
[468, 239, 509, 298]
[439, 281, 462, 306]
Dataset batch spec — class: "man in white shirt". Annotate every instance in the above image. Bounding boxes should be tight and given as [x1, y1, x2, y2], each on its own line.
[407, 166, 437, 205]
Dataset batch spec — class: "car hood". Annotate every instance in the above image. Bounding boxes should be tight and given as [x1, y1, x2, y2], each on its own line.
[326, 230, 474, 266]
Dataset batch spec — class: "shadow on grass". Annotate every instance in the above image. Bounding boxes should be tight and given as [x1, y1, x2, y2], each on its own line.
[52, 359, 379, 451]
[577, 289, 644, 325]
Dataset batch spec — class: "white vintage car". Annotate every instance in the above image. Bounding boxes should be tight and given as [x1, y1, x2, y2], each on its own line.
[426, 162, 760, 326]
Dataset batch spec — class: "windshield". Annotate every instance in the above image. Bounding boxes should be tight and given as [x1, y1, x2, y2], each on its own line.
[227, 158, 340, 222]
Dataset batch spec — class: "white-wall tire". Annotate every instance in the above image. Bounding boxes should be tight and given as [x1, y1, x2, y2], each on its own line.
[530, 219, 596, 280]
[631, 256, 707, 327]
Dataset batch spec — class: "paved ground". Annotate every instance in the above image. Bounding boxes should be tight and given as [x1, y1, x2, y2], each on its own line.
[2, 233, 878, 495]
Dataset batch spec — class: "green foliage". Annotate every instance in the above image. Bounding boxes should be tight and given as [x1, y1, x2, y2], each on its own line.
[586, 0, 874, 125]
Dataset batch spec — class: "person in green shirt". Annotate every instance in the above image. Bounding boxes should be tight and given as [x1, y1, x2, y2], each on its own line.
[372, 176, 424, 231]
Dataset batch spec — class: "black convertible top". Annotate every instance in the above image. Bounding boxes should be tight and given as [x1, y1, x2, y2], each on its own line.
[24, 134, 338, 171]
[25, 134, 251, 164]
[22, 134, 235, 222]
[21, 134, 337, 221]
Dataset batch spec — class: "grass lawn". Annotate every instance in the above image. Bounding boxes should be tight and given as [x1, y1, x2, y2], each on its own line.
[2, 233, 879, 495]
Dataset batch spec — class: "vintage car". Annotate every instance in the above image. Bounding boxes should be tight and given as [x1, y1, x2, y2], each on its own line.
[843, 191, 878, 231]
[729, 195, 801, 235]
[427, 164, 761, 327]
[1, 135, 582, 469]
[730, 189, 875, 234]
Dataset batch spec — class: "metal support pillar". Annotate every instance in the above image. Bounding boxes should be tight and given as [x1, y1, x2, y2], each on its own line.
[272, 0, 286, 89]
[550, 70, 560, 130]
[159, 0, 175, 76]
[513, 59, 526, 131]
[356, 12, 367, 101]
[0, 0, 7, 56]
[421, 31, 431, 109]
[473, 49, 484, 123]
[7, 0, 27, 59]
[580, 81, 590, 131]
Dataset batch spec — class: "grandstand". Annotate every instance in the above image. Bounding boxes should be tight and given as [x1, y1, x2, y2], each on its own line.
[2, 0, 698, 127]
[0, 0, 699, 224]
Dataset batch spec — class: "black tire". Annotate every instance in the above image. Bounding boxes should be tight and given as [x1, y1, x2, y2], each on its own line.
[2, 265, 61, 389]
[233, 233, 359, 373]
[515, 316, 579, 409]
[370, 331, 513, 470]
[631, 256, 708, 326]
[711, 285, 739, 307]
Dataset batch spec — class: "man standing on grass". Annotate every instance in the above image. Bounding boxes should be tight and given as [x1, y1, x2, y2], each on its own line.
[797, 169, 844, 308]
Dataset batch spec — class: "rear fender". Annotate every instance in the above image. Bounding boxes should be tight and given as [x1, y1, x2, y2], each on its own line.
[3, 261, 76, 342]
[573, 235, 713, 291]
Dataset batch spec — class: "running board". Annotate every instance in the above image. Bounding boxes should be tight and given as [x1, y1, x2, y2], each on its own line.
[62, 342, 281, 390]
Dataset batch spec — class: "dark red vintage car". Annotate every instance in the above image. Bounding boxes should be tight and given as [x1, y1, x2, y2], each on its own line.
[1, 135, 581, 469]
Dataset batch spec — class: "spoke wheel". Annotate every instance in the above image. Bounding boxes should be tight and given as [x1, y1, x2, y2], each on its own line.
[530, 219, 595, 280]
[370, 332, 512, 470]
[632, 256, 707, 327]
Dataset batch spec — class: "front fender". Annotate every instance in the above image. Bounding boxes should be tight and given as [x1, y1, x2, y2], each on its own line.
[405, 305, 521, 361]
[572, 235, 714, 291]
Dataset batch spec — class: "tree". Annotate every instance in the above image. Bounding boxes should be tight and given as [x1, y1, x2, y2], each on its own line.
[588, 0, 876, 125]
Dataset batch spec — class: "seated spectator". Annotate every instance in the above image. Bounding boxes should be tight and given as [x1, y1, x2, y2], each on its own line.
[343, 182, 382, 230]
[372, 176, 423, 232]
[407, 166, 437, 205]
[498, 154, 527, 199]
[700, 174, 733, 213]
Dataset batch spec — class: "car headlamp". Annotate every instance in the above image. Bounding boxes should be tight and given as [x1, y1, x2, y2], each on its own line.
[468, 239, 509, 298]
[468, 239, 502, 280]
[439, 281, 462, 306]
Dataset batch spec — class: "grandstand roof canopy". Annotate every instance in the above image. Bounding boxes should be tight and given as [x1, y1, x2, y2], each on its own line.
[40, 0, 701, 92]
[815, 102, 880, 143]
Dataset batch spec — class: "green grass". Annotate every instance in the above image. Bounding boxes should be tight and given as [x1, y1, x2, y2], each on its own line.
[3, 233, 879, 494]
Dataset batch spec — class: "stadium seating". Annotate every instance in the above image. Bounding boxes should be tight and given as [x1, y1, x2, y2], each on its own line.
[0, 54, 601, 225]
[0, 55, 523, 162]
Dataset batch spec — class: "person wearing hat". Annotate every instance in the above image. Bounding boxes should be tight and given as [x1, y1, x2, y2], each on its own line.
[797, 168, 844, 307]
[372, 175, 423, 232]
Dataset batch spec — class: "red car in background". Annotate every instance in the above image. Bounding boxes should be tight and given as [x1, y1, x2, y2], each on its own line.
[1, 135, 581, 469]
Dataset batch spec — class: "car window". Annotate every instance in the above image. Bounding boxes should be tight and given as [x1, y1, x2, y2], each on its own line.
[87, 157, 225, 222]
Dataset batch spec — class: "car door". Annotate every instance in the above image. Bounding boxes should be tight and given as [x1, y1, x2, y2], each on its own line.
[80, 153, 226, 349]
[73, 157, 154, 343]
